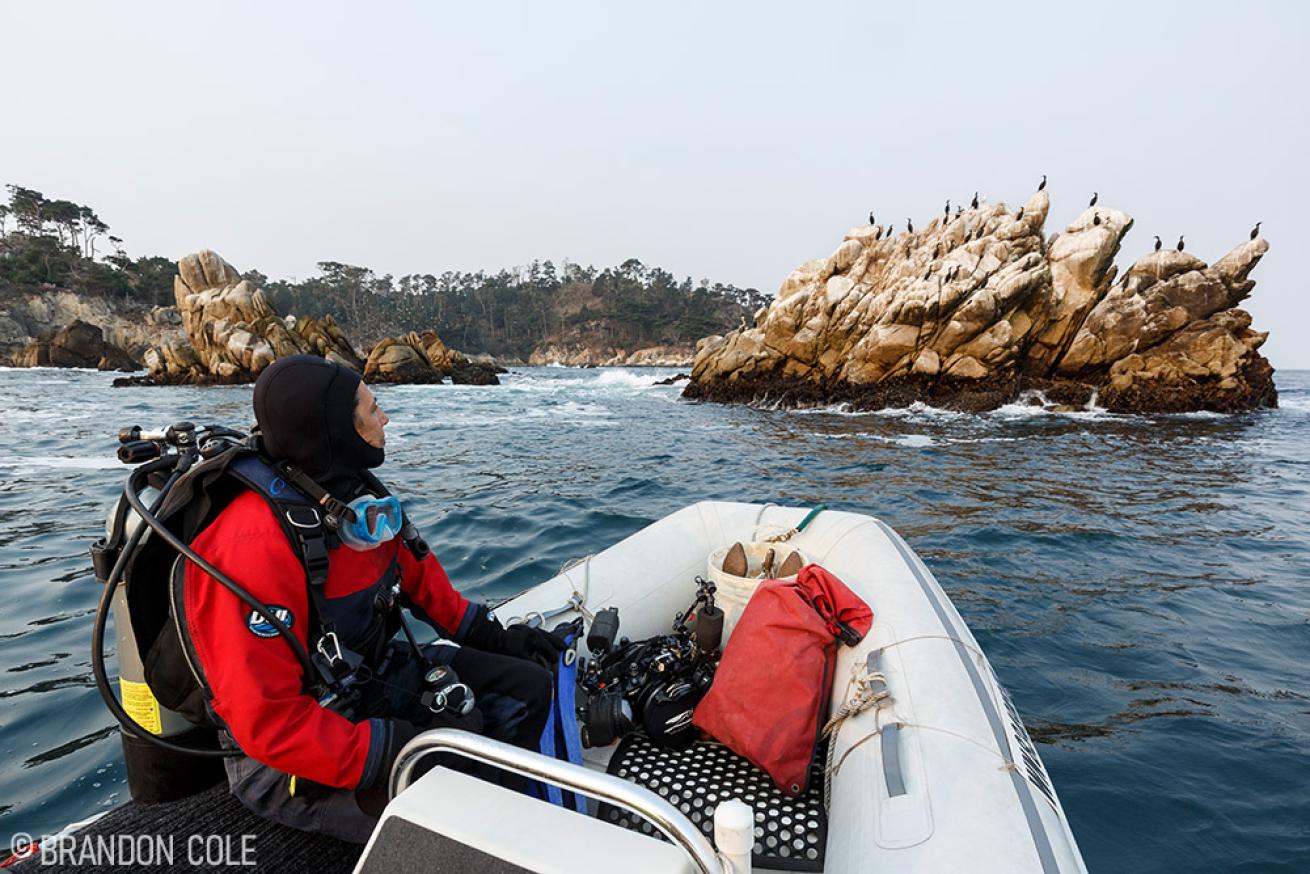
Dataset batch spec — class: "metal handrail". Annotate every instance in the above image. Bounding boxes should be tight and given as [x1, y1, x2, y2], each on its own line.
[390, 729, 724, 874]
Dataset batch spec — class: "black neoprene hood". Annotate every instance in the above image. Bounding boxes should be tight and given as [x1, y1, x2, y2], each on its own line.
[253, 355, 384, 482]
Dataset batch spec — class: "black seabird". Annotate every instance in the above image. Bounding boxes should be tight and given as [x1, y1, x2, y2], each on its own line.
[1176, 236, 1185, 251]
[1250, 222, 1261, 240]
[1093, 213, 1101, 226]
[944, 200, 950, 219]
[869, 211, 876, 225]
[971, 192, 979, 209]
[1154, 235, 1162, 252]
[907, 218, 914, 233]
[1089, 192, 1098, 207]
[1038, 174, 1047, 192]
[955, 205, 963, 217]
[1016, 207, 1024, 221]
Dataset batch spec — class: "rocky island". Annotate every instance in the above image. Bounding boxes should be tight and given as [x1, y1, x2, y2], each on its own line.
[124, 249, 501, 386]
[684, 192, 1275, 414]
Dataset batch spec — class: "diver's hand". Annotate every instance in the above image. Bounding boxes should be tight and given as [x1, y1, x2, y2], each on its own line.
[501, 623, 568, 668]
[463, 604, 567, 667]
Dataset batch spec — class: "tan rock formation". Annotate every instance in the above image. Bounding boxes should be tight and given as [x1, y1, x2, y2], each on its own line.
[685, 193, 1276, 414]
[364, 330, 501, 385]
[16, 319, 137, 370]
[141, 250, 362, 384]
[363, 333, 445, 384]
[0, 288, 185, 364]
[527, 342, 695, 367]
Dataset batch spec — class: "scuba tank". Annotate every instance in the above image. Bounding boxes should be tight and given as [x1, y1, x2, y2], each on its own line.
[90, 424, 233, 803]
[93, 479, 226, 803]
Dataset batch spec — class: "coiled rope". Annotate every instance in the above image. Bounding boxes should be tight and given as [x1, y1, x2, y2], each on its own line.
[821, 659, 889, 811]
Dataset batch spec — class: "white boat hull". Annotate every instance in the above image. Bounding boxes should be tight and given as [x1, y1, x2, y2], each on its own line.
[376, 502, 1087, 873]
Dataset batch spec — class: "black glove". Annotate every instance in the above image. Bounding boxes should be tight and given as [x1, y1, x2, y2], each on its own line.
[356, 709, 485, 815]
[503, 622, 568, 668]
[463, 604, 567, 668]
[357, 719, 422, 816]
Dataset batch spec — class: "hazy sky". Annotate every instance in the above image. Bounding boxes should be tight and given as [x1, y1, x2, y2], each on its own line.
[2, 1, 1307, 366]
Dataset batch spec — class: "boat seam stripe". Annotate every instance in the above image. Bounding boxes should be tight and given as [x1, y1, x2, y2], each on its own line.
[874, 520, 1060, 874]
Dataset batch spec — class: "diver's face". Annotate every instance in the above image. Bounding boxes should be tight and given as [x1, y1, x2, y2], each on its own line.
[354, 383, 389, 449]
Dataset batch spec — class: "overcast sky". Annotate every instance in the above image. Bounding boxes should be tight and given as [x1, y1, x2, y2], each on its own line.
[2, 1, 1306, 366]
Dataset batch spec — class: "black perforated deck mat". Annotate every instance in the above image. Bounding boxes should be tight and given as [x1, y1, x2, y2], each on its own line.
[597, 734, 827, 871]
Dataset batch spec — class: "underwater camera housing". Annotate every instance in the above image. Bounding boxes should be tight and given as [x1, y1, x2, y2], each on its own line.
[576, 579, 721, 750]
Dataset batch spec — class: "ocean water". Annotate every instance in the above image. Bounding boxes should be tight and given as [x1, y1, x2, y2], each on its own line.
[1, 365, 1307, 871]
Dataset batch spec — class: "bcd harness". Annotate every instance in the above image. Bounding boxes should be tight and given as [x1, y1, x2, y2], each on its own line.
[98, 434, 582, 802]
[112, 440, 435, 723]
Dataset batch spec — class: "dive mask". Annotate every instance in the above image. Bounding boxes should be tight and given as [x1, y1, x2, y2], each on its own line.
[337, 494, 404, 551]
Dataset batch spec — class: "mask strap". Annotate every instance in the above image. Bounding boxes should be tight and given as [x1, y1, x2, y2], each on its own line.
[277, 463, 356, 525]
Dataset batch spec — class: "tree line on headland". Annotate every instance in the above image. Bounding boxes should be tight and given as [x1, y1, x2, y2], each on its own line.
[0, 183, 768, 359]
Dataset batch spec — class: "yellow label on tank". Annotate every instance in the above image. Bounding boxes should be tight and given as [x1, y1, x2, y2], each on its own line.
[120, 679, 162, 735]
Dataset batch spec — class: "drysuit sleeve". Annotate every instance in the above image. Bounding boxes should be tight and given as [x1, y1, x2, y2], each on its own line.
[182, 494, 389, 790]
[395, 546, 476, 642]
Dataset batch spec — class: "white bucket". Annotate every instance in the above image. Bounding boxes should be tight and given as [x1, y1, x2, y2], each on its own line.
[707, 541, 810, 642]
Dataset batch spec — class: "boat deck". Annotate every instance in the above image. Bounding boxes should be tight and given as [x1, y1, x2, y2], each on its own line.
[12, 784, 364, 874]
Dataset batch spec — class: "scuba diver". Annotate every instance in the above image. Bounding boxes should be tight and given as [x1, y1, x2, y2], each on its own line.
[159, 355, 564, 842]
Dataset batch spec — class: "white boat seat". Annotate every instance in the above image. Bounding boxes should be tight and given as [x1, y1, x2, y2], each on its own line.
[354, 766, 697, 874]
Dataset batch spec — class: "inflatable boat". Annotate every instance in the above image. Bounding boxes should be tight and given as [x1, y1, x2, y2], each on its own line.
[14, 501, 1086, 874]
[358, 501, 1088, 873]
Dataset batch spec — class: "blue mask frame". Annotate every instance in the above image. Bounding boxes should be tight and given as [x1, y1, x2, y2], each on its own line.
[338, 494, 404, 551]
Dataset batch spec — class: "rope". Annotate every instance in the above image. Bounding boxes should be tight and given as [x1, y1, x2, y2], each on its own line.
[828, 718, 1021, 792]
[820, 632, 1018, 809]
[761, 504, 827, 544]
[821, 659, 889, 811]
[560, 554, 595, 621]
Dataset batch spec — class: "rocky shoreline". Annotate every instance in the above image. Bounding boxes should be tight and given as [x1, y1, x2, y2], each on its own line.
[108, 249, 502, 387]
[1, 252, 692, 379]
[684, 191, 1276, 414]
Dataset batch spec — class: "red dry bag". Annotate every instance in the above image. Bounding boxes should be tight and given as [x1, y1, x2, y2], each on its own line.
[692, 564, 872, 796]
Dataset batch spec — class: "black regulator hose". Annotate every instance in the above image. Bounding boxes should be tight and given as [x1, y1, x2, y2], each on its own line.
[92, 450, 324, 757]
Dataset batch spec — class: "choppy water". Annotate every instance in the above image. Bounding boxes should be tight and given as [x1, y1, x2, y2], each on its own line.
[1, 365, 1308, 871]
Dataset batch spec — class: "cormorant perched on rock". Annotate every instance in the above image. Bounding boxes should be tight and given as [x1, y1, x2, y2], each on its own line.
[1016, 207, 1024, 221]
[1154, 235, 1162, 252]
[1089, 192, 1098, 207]
[944, 200, 950, 219]
[1093, 213, 1101, 226]
[907, 218, 914, 233]
[1038, 174, 1047, 192]
[869, 211, 876, 225]
[971, 192, 979, 209]
[1176, 235, 1185, 252]
[923, 266, 932, 280]
[885, 224, 894, 238]
[1250, 221, 1262, 240]
[955, 205, 964, 218]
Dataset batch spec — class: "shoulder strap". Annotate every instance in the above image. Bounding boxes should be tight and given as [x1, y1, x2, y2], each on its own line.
[224, 455, 355, 690]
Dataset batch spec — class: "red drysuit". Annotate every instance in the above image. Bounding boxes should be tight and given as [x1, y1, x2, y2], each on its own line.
[181, 490, 474, 790]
